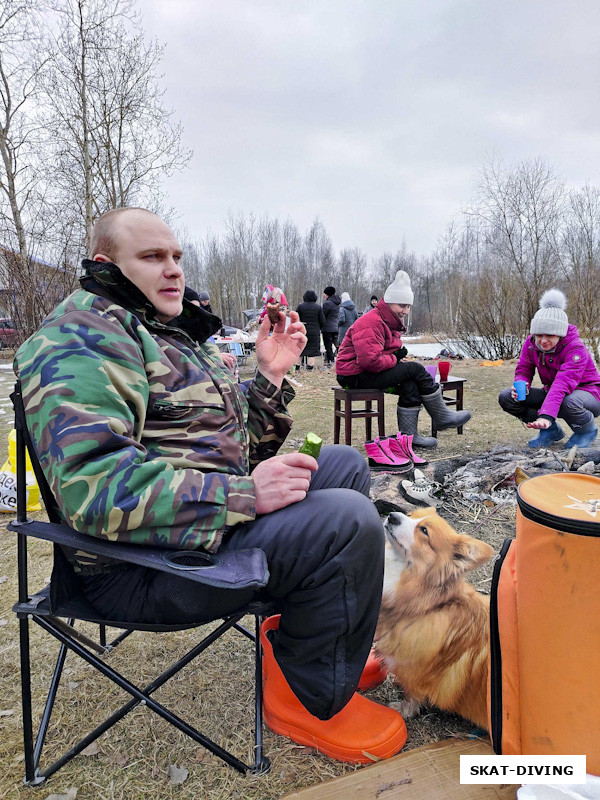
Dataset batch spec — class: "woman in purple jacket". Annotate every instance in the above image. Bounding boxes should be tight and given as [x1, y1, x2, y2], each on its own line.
[499, 289, 600, 448]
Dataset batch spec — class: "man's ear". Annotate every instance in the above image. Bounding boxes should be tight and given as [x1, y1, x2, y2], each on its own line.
[93, 253, 111, 263]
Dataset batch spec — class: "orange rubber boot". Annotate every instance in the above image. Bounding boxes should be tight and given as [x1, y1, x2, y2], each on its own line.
[357, 649, 388, 690]
[260, 615, 407, 763]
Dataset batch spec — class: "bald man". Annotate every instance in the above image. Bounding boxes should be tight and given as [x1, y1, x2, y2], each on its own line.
[14, 208, 404, 759]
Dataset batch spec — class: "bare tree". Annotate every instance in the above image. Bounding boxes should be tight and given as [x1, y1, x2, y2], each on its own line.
[369, 252, 394, 299]
[280, 218, 304, 306]
[563, 184, 600, 357]
[42, 0, 191, 253]
[467, 157, 565, 321]
[305, 217, 335, 292]
[455, 266, 524, 359]
[90, 27, 190, 212]
[0, 1, 62, 336]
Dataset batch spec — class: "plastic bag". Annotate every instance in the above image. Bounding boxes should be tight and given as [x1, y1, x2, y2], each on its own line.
[518, 776, 600, 800]
[0, 429, 41, 512]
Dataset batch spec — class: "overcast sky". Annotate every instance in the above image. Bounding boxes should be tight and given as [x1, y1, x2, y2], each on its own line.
[140, 0, 600, 258]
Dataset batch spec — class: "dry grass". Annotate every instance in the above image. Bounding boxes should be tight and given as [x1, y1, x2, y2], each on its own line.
[0, 353, 526, 800]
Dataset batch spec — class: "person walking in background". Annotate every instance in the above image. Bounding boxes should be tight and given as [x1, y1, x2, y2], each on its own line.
[198, 290, 212, 313]
[498, 289, 600, 448]
[296, 290, 325, 370]
[337, 292, 358, 346]
[322, 286, 341, 367]
[336, 270, 470, 456]
[363, 295, 378, 315]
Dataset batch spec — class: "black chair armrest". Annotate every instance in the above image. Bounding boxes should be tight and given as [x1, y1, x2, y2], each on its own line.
[8, 519, 268, 590]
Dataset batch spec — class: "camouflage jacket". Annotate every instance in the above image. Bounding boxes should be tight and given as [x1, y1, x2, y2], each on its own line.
[15, 261, 295, 571]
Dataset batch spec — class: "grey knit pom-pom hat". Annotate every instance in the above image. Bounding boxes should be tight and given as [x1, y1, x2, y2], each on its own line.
[530, 289, 568, 337]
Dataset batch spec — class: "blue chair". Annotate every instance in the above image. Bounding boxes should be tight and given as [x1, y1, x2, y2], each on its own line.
[228, 341, 248, 365]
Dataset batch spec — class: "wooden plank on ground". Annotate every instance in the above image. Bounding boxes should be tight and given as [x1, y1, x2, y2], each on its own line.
[283, 738, 519, 800]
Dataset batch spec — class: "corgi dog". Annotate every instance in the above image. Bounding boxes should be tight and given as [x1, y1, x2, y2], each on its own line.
[376, 508, 494, 730]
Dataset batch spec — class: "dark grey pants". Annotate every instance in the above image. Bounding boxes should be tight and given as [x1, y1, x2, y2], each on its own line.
[322, 331, 338, 365]
[338, 360, 437, 407]
[498, 386, 600, 429]
[80, 445, 384, 720]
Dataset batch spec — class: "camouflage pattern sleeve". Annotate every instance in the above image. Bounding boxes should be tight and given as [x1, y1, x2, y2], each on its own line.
[15, 292, 257, 553]
[246, 372, 295, 469]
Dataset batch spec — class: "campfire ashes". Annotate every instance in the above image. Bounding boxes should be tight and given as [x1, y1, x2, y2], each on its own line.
[371, 444, 600, 511]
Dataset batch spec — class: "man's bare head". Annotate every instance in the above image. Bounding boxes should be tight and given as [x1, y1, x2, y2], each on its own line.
[89, 207, 162, 263]
[90, 208, 184, 323]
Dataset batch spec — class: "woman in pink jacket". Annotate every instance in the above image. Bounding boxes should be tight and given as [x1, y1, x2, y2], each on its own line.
[499, 289, 600, 448]
[336, 271, 470, 465]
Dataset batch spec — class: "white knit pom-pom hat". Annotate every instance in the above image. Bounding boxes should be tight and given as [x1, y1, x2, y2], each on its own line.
[530, 289, 568, 337]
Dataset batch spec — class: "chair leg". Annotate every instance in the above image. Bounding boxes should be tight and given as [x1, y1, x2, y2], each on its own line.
[250, 613, 270, 774]
[334, 399, 341, 444]
[456, 384, 464, 435]
[19, 616, 44, 786]
[344, 402, 352, 446]
[377, 395, 386, 438]
[32, 612, 264, 780]
[34, 639, 70, 771]
[365, 400, 372, 442]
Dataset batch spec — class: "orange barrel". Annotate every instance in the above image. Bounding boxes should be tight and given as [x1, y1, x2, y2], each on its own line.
[488, 538, 521, 756]
[516, 472, 600, 774]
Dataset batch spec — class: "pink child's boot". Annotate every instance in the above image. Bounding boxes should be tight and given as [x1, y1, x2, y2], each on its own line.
[394, 433, 428, 465]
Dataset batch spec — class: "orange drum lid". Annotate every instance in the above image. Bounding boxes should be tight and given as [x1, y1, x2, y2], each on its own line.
[517, 472, 600, 536]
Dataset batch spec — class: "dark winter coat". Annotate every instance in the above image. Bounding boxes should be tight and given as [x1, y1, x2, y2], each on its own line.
[296, 291, 326, 358]
[337, 299, 358, 345]
[514, 324, 600, 419]
[322, 294, 341, 333]
[336, 299, 405, 376]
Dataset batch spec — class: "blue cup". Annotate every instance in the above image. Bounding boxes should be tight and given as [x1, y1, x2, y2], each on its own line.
[514, 380, 527, 401]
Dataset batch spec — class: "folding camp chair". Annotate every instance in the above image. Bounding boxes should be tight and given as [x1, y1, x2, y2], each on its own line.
[228, 340, 248, 366]
[8, 380, 272, 786]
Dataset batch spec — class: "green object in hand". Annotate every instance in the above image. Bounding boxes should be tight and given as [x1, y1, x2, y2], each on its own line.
[299, 432, 322, 458]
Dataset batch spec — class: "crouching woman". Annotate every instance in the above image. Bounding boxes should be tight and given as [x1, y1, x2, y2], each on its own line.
[499, 289, 600, 448]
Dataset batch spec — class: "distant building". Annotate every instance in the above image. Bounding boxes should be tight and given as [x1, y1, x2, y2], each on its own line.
[0, 245, 76, 318]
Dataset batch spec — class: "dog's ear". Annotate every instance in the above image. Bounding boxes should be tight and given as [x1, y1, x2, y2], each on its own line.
[453, 536, 494, 572]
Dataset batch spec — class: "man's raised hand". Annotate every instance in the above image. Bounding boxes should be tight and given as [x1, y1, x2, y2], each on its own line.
[255, 310, 307, 388]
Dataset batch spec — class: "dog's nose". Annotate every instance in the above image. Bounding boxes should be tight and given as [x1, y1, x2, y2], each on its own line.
[388, 512, 404, 524]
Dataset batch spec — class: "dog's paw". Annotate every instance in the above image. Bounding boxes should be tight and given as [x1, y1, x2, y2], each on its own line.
[389, 696, 422, 719]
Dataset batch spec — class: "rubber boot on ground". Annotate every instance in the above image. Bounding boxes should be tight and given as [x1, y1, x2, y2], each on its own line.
[527, 420, 565, 449]
[396, 405, 438, 448]
[364, 439, 410, 471]
[392, 433, 428, 465]
[260, 615, 407, 763]
[357, 650, 388, 691]
[565, 419, 598, 448]
[420, 387, 472, 431]
[374, 436, 412, 468]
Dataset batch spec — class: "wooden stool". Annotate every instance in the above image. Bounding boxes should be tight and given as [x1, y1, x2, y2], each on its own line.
[432, 376, 466, 437]
[333, 387, 386, 446]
